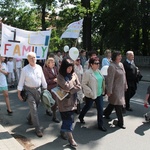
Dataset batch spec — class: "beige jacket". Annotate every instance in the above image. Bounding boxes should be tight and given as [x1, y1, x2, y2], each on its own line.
[82, 68, 105, 100]
[106, 62, 127, 105]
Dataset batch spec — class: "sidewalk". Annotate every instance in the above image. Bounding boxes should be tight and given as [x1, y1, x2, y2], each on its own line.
[0, 124, 24, 150]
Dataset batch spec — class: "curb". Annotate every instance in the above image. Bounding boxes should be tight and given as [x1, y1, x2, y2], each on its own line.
[0, 124, 24, 150]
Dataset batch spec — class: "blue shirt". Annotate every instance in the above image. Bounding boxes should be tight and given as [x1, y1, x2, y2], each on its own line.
[102, 58, 110, 67]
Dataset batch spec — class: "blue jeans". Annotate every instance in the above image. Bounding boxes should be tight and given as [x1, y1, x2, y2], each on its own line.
[79, 95, 104, 127]
[60, 111, 74, 132]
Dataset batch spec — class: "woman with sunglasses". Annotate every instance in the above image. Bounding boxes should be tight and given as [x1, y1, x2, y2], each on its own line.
[79, 57, 107, 132]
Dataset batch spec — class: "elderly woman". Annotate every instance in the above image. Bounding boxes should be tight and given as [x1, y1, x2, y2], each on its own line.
[79, 57, 107, 132]
[102, 49, 112, 67]
[103, 51, 127, 129]
[43, 57, 60, 123]
[57, 58, 81, 149]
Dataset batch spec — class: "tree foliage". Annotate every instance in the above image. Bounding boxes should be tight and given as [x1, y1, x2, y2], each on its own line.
[0, 0, 149, 55]
[93, 0, 150, 55]
[0, 0, 41, 30]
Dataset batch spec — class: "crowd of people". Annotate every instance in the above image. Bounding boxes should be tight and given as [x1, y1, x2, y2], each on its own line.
[0, 49, 144, 149]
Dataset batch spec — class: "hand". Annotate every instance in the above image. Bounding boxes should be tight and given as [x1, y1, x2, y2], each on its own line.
[107, 93, 111, 97]
[18, 93, 23, 102]
[54, 78, 57, 83]
[144, 101, 148, 105]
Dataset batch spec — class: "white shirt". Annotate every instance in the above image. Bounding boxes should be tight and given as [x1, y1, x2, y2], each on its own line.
[7, 61, 14, 73]
[126, 59, 134, 65]
[17, 64, 47, 91]
[15, 58, 22, 68]
[0, 63, 8, 87]
[74, 64, 83, 83]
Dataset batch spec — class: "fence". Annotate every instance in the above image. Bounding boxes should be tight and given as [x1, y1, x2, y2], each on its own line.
[134, 56, 150, 67]
[100, 55, 150, 67]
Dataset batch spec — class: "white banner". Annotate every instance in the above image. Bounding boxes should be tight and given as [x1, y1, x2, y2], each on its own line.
[60, 19, 83, 39]
[0, 23, 51, 59]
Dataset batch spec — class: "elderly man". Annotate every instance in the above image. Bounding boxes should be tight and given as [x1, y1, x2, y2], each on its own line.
[123, 51, 138, 111]
[17, 52, 47, 137]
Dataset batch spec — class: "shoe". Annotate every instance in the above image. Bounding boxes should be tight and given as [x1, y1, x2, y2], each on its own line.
[126, 108, 133, 111]
[78, 117, 85, 124]
[117, 124, 126, 129]
[99, 126, 107, 132]
[144, 114, 148, 121]
[7, 110, 13, 115]
[46, 110, 52, 116]
[103, 112, 111, 119]
[52, 117, 60, 123]
[26, 117, 33, 125]
[36, 130, 43, 137]
[60, 131, 67, 140]
[68, 140, 78, 149]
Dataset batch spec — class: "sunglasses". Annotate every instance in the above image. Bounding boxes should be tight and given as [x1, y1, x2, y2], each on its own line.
[93, 62, 100, 65]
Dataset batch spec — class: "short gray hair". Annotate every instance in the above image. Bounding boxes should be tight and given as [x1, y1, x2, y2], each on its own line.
[27, 52, 36, 59]
[126, 51, 134, 56]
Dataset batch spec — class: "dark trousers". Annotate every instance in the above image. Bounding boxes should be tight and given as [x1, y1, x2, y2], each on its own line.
[125, 83, 136, 109]
[79, 95, 103, 128]
[103, 104, 124, 126]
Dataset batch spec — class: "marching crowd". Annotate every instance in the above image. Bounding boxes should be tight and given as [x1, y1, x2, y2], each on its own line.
[0, 49, 146, 149]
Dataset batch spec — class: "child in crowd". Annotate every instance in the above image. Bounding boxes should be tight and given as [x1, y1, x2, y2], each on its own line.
[7, 57, 15, 88]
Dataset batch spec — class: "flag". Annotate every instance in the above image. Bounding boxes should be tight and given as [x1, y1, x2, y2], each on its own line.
[60, 19, 83, 39]
[0, 23, 51, 59]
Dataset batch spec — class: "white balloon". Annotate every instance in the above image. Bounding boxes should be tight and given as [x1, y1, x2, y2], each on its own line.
[64, 45, 69, 52]
[101, 65, 109, 76]
[69, 47, 79, 61]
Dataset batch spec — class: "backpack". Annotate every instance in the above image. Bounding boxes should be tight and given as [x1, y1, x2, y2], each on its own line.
[41, 90, 55, 109]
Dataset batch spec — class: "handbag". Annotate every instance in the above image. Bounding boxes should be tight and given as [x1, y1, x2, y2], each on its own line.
[21, 89, 28, 102]
[136, 70, 143, 83]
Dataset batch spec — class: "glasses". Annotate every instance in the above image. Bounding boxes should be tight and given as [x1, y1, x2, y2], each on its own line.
[93, 62, 100, 65]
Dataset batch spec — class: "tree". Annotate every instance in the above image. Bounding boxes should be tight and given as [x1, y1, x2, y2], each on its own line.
[0, 0, 40, 30]
[92, 0, 149, 55]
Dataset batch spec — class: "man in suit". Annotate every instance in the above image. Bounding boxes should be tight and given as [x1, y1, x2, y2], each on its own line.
[123, 51, 138, 111]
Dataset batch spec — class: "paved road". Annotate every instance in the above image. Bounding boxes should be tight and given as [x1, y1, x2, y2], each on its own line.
[0, 80, 150, 150]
